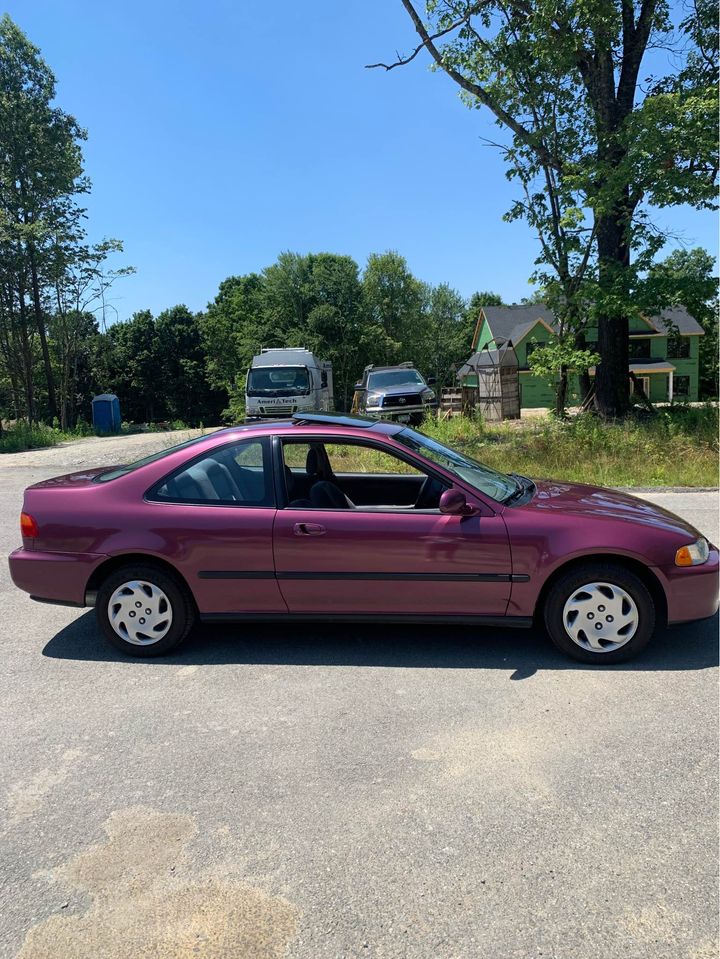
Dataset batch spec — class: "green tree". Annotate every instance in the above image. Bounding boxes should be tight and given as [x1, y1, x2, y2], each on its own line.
[362, 251, 428, 366]
[426, 283, 468, 385]
[0, 14, 89, 422]
[48, 238, 133, 428]
[105, 311, 165, 422]
[646, 248, 719, 398]
[201, 273, 265, 418]
[156, 305, 223, 424]
[371, 0, 718, 417]
[303, 253, 372, 410]
[528, 339, 600, 416]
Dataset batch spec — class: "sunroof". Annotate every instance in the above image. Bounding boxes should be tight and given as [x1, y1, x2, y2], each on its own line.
[291, 412, 378, 428]
[291, 412, 403, 432]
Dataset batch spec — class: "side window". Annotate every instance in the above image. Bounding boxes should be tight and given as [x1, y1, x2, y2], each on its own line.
[150, 439, 273, 506]
[281, 439, 446, 510]
[325, 444, 423, 477]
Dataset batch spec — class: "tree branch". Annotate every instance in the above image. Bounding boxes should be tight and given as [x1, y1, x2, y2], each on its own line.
[365, 15, 473, 70]
[370, 0, 563, 171]
[617, 0, 658, 114]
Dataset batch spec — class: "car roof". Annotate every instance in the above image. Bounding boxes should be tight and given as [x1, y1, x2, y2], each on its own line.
[208, 412, 406, 441]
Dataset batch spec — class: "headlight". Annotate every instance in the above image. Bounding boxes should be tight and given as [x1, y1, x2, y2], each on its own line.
[422, 391, 436, 403]
[366, 392, 383, 407]
[675, 538, 710, 567]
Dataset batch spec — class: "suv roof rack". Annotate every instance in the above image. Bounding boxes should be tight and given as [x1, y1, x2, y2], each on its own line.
[363, 360, 416, 374]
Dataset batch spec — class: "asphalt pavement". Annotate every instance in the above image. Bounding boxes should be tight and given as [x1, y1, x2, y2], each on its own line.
[0, 439, 717, 959]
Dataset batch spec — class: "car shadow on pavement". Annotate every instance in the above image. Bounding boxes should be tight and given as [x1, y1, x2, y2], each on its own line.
[42, 610, 719, 678]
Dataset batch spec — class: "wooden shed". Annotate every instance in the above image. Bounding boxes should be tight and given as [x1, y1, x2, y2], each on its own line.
[456, 340, 520, 421]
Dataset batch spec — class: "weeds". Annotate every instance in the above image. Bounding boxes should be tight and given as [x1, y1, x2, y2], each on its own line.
[0, 422, 64, 453]
[421, 405, 719, 487]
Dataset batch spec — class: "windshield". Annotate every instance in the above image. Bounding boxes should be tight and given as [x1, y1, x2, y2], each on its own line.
[368, 369, 425, 391]
[395, 428, 518, 503]
[247, 366, 310, 396]
[94, 433, 215, 482]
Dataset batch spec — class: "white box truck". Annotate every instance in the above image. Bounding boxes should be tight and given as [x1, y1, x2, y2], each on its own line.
[245, 348, 334, 419]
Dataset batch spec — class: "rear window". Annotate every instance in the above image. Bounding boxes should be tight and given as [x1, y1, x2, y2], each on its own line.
[94, 433, 218, 482]
[149, 439, 273, 506]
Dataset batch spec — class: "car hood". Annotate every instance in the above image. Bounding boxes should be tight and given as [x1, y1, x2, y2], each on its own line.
[517, 479, 702, 540]
[377, 384, 429, 397]
[28, 466, 118, 490]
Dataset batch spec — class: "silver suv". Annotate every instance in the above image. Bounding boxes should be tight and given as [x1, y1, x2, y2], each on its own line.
[351, 363, 437, 425]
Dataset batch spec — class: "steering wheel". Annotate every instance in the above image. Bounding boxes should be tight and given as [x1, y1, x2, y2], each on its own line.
[415, 475, 444, 510]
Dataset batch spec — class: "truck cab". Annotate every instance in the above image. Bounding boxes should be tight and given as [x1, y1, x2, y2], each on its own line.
[246, 348, 333, 419]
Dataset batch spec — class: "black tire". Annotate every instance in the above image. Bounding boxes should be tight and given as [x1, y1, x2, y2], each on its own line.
[543, 562, 656, 664]
[95, 563, 195, 657]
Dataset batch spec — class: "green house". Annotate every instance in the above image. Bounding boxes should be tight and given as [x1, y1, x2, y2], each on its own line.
[464, 305, 704, 408]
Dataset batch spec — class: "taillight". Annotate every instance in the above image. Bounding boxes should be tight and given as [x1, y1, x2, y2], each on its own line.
[20, 512, 39, 538]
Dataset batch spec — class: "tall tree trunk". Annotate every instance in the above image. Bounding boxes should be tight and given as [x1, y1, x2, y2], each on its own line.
[575, 330, 592, 401]
[594, 209, 631, 418]
[555, 364, 568, 417]
[27, 243, 57, 423]
[17, 295, 35, 423]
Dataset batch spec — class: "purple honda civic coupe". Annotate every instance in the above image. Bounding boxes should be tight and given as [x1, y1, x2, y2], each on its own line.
[8, 412, 719, 663]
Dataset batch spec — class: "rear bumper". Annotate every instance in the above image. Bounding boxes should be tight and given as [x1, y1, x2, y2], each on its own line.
[653, 547, 720, 624]
[8, 548, 106, 607]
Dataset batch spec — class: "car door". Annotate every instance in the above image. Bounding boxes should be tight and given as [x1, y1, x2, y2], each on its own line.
[272, 436, 513, 618]
[141, 435, 286, 616]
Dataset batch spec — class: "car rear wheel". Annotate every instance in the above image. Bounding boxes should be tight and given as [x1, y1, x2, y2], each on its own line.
[543, 563, 656, 664]
[96, 564, 195, 657]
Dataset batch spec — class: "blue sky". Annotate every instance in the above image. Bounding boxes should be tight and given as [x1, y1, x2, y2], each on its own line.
[5, 0, 717, 323]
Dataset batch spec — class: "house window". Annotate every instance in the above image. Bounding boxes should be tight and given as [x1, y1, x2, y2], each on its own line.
[667, 337, 690, 359]
[674, 375, 690, 397]
[525, 341, 545, 362]
[629, 338, 653, 359]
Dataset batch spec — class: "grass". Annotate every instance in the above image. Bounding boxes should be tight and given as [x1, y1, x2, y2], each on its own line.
[421, 405, 719, 488]
[284, 405, 718, 487]
[0, 418, 195, 453]
[0, 422, 66, 453]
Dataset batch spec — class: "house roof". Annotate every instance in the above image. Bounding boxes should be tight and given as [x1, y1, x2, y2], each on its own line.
[457, 343, 519, 377]
[477, 304, 704, 346]
[628, 360, 676, 373]
[477, 305, 557, 349]
[647, 307, 704, 335]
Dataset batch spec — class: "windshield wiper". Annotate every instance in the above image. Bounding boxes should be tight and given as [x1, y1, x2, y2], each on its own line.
[503, 473, 531, 505]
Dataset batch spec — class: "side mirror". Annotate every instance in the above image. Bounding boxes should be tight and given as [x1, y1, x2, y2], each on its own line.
[439, 487, 479, 516]
[427, 376, 437, 386]
[321, 371, 328, 388]
[353, 383, 363, 391]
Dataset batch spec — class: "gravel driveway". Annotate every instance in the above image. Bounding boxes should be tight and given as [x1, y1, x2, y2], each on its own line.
[0, 432, 717, 959]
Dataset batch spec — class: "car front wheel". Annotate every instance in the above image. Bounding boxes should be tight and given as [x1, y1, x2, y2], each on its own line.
[543, 563, 656, 664]
[96, 564, 195, 657]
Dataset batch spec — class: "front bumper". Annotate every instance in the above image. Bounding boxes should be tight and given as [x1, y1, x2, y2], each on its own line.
[653, 546, 720, 624]
[8, 548, 106, 607]
[366, 404, 432, 421]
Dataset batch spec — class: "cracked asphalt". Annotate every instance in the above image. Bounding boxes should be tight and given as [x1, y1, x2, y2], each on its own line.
[0, 434, 717, 958]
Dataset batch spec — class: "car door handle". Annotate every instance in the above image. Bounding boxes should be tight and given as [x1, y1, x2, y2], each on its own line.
[293, 522, 327, 536]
